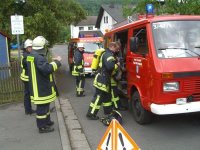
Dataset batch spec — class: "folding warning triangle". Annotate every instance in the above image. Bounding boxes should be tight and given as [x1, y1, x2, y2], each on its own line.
[97, 119, 141, 150]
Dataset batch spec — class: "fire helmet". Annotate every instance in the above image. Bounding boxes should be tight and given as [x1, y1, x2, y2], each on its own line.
[24, 39, 32, 48]
[77, 43, 84, 48]
[32, 36, 48, 50]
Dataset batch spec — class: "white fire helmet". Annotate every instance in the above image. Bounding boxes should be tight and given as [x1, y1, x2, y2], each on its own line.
[77, 43, 84, 48]
[32, 36, 48, 50]
[24, 39, 32, 48]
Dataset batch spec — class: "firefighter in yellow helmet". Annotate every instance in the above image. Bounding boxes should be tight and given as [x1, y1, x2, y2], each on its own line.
[72, 42, 85, 97]
[20, 39, 35, 115]
[26, 36, 62, 133]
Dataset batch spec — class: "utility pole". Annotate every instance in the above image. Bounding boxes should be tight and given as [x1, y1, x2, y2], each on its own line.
[13, 0, 26, 61]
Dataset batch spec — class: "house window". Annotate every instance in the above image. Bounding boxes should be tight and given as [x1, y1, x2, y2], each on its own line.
[79, 27, 84, 31]
[104, 16, 108, 23]
[88, 26, 93, 30]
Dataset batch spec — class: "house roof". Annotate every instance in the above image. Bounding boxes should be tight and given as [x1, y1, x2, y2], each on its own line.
[96, 4, 125, 28]
[76, 16, 97, 26]
[0, 31, 11, 39]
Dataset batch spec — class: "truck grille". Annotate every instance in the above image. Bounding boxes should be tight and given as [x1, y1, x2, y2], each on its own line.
[184, 79, 200, 101]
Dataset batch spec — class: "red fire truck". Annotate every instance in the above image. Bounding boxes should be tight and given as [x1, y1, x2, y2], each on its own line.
[104, 15, 200, 124]
[68, 37, 103, 75]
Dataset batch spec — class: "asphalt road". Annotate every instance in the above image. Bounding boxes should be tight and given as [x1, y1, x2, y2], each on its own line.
[53, 44, 200, 150]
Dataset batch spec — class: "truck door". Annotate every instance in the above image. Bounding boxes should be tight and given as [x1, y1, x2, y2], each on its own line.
[127, 26, 151, 102]
[68, 42, 76, 72]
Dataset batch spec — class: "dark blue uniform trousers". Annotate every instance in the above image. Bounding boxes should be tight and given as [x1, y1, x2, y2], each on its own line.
[76, 75, 85, 95]
[36, 103, 51, 128]
[23, 81, 32, 113]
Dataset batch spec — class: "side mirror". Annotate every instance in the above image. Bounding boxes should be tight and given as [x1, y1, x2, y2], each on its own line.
[130, 37, 138, 53]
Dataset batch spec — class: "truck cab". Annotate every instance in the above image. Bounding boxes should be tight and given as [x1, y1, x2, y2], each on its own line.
[104, 15, 200, 124]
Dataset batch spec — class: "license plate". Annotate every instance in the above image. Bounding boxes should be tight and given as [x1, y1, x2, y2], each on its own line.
[176, 98, 187, 105]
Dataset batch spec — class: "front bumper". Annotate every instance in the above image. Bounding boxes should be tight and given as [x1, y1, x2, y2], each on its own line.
[84, 68, 92, 74]
[151, 101, 200, 115]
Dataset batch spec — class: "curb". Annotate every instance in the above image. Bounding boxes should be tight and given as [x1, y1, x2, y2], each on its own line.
[57, 98, 91, 150]
[55, 99, 72, 150]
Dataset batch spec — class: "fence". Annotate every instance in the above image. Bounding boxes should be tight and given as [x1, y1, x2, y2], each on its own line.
[0, 61, 23, 104]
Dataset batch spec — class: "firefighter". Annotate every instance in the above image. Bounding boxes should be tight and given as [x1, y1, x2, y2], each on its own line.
[86, 42, 118, 120]
[26, 36, 61, 133]
[72, 43, 85, 97]
[111, 41, 127, 111]
[20, 39, 35, 115]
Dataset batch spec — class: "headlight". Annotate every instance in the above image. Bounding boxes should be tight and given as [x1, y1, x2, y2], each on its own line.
[163, 82, 179, 92]
[84, 62, 90, 67]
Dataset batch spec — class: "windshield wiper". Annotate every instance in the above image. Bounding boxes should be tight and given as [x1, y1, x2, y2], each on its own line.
[157, 47, 188, 50]
[185, 47, 200, 57]
[158, 47, 199, 57]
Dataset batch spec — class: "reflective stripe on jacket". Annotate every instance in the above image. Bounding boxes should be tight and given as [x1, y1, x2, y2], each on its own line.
[93, 48, 115, 92]
[93, 73, 110, 92]
[72, 49, 84, 76]
[20, 53, 29, 82]
[72, 61, 84, 76]
[26, 51, 61, 104]
[111, 64, 119, 86]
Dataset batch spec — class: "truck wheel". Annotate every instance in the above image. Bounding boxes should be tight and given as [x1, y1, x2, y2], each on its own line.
[130, 91, 152, 124]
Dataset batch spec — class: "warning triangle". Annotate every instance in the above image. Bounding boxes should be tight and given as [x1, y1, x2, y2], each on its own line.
[97, 119, 141, 150]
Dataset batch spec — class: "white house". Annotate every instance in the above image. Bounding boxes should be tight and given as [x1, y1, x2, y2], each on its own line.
[70, 16, 102, 38]
[95, 4, 125, 35]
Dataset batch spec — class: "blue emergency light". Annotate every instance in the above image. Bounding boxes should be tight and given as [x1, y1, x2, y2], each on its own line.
[146, 4, 154, 14]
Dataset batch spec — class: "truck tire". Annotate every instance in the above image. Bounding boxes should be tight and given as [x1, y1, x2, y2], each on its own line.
[130, 91, 152, 124]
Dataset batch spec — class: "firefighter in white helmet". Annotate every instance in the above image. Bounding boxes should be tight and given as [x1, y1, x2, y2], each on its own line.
[72, 42, 85, 97]
[26, 36, 62, 133]
[20, 39, 35, 115]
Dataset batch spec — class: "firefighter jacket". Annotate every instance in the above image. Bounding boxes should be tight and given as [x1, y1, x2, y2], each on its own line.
[111, 67, 119, 86]
[72, 49, 84, 76]
[26, 51, 61, 105]
[111, 54, 120, 86]
[93, 48, 117, 92]
[20, 51, 29, 82]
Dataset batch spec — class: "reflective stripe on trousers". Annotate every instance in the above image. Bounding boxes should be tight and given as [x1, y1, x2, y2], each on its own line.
[111, 86, 120, 109]
[76, 76, 85, 95]
[36, 103, 51, 128]
[87, 88, 113, 116]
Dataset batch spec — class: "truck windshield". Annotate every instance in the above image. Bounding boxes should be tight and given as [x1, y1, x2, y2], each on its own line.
[83, 42, 103, 53]
[152, 21, 200, 58]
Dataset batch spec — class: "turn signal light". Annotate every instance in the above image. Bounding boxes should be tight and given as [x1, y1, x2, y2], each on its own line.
[162, 73, 173, 79]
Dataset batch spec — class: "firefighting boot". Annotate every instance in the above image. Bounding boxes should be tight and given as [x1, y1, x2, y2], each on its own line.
[86, 113, 99, 120]
[39, 126, 54, 133]
[47, 121, 54, 127]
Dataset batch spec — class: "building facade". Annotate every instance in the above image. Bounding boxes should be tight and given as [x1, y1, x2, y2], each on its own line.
[70, 16, 100, 38]
[95, 4, 125, 35]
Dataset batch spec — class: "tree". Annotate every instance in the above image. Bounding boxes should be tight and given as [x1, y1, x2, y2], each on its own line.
[122, 0, 139, 17]
[0, 0, 86, 45]
[125, 0, 200, 16]
[76, 0, 139, 15]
